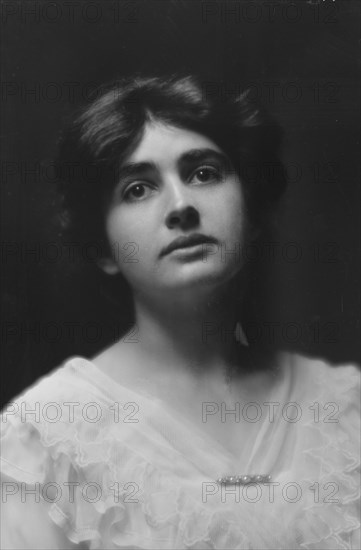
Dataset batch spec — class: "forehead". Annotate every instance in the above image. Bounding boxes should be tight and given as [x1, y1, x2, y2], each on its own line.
[125, 121, 224, 166]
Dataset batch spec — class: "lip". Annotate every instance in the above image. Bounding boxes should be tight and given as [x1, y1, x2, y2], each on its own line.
[160, 233, 218, 257]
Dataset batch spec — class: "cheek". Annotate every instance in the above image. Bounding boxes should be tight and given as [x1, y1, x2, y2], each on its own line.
[105, 208, 138, 247]
[105, 208, 154, 272]
[104, 210, 137, 269]
[105, 220, 125, 251]
[212, 184, 245, 238]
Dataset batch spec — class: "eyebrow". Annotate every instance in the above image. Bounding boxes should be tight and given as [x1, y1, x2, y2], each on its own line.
[117, 148, 231, 181]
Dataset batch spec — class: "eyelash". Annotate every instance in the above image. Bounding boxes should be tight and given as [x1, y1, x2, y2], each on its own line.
[122, 164, 224, 202]
[190, 165, 223, 183]
[122, 182, 155, 202]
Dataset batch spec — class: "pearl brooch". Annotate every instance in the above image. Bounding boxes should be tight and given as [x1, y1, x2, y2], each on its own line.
[216, 474, 272, 485]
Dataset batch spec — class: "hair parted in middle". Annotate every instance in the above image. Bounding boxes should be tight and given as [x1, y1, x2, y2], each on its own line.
[56, 73, 287, 260]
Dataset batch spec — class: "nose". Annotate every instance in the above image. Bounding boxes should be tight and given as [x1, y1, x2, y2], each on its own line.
[164, 180, 200, 230]
[165, 205, 199, 229]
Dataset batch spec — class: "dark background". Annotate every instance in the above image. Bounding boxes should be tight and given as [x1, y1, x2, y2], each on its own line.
[1, 0, 360, 407]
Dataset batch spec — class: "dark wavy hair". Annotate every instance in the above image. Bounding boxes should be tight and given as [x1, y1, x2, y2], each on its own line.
[56, 73, 287, 262]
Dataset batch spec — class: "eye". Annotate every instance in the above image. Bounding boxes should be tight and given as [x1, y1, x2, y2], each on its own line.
[123, 182, 155, 202]
[190, 165, 224, 184]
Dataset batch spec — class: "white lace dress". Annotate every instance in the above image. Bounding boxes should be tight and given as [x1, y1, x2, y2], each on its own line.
[1, 353, 360, 549]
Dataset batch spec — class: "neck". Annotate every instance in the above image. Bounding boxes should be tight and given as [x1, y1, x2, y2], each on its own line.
[130, 277, 245, 381]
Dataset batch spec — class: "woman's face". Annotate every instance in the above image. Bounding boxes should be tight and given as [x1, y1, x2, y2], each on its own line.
[103, 120, 248, 298]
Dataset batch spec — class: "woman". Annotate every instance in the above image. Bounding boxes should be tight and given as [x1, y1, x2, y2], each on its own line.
[1, 74, 359, 549]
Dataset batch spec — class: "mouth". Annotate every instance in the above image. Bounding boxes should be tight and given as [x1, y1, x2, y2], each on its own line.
[160, 234, 218, 257]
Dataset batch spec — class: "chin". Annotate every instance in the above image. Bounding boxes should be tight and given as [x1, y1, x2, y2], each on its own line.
[157, 264, 239, 292]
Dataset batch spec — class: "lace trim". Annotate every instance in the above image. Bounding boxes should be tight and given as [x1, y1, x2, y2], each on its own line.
[1, 359, 359, 549]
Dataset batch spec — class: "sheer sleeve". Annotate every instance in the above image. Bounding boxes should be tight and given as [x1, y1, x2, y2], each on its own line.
[0, 361, 161, 550]
[2, 355, 359, 549]
[291, 359, 361, 549]
[0, 411, 86, 550]
[0, 472, 86, 549]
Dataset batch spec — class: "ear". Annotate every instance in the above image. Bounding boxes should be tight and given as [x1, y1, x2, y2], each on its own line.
[96, 256, 121, 275]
